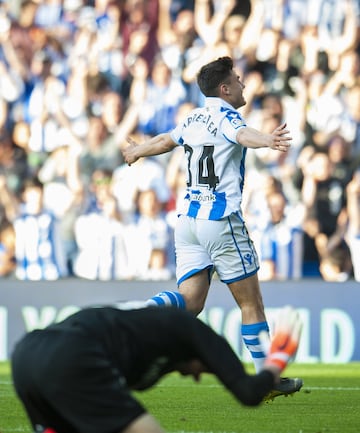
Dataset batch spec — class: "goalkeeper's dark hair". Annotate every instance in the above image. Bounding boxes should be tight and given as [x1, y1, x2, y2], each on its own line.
[197, 57, 234, 97]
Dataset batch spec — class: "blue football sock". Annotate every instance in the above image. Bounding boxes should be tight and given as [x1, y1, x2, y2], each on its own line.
[146, 291, 186, 309]
[241, 321, 269, 373]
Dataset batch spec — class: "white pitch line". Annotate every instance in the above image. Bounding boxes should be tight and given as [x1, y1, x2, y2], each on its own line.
[159, 384, 360, 391]
[306, 386, 360, 391]
[1, 381, 360, 391]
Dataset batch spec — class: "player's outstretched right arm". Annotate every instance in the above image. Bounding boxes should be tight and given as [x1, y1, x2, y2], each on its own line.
[121, 133, 177, 166]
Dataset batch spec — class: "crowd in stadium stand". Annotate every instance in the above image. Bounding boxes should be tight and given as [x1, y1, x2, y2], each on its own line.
[0, 0, 359, 282]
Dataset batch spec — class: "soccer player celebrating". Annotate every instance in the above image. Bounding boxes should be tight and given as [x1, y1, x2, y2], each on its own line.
[11, 305, 302, 433]
[121, 56, 302, 398]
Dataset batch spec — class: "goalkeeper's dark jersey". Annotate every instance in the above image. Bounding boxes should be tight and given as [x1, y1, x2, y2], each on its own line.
[41, 306, 273, 403]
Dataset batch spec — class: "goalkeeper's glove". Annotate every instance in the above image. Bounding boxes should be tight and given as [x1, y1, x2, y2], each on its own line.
[260, 306, 302, 373]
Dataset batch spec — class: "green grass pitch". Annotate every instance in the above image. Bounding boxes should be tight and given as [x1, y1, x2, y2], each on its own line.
[1, 362, 359, 433]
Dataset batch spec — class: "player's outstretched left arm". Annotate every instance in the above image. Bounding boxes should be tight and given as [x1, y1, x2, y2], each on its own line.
[121, 133, 177, 166]
[236, 122, 292, 152]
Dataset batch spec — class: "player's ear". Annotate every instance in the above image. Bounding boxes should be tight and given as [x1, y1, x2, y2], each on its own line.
[219, 83, 230, 96]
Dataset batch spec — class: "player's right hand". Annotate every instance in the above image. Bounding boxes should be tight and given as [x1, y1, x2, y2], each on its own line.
[121, 137, 139, 166]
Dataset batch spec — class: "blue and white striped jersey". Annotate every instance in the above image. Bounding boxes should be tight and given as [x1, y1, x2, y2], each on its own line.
[258, 221, 304, 280]
[14, 211, 68, 280]
[170, 97, 247, 220]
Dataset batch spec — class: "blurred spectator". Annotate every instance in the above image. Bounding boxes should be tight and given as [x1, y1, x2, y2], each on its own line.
[121, 0, 160, 69]
[341, 83, 360, 159]
[243, 173, 283, 231]
[0, 58, 24, 124]
[252, 190, 304, 281]
[301, 151, 348, 276]
[193, 0, 236, 48]
[11, 120, 46, 177]
[73, 168, 133, 280]
[7, 0, 39, 73]
[26, 49, 67, 152]
[246, 94, 286, 172]
[324, 49, 360, 95]
[0, 172, 18, 222]
[0, 129, 28, 196]
[181, 0, 234, 88]
[56, 58, 89, 139]
[90, 0, 126, 94]
[136, 56, 187, 135]
[157, 4, 198, 102]
[317, 238, 353, 282]
[37, 143, 83, 274]
[158, 5, 197, 77]
[345, 170, 360, 282]
[238, 0, 289, 92]
[0, 175, 16, 277]
[13, 177, 68, 280]
[326, 134, 354, 186]
[306, 72, 344, 141]
[314, 190, 353, 283]
[99, 89, 125, 134]
[34, 0, 64, 33]
[0, 209, 15, 277]
[222, 14, 248, 75]
[78, 115, 123, 182]
[69, 7, 128, 104]
[313, 50, 360, 153]
[131, 188, 174, 279]
[169, 0, 195, 21]
[87, 88, 137, 166]
[311, 0, 358, 72]
[112, 133, 171, 223]
[245, 93, 303, 202]
[275, 0, 308, 76]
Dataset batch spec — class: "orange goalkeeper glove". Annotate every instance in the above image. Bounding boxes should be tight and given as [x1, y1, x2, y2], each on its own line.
[261, 306, 302, 373]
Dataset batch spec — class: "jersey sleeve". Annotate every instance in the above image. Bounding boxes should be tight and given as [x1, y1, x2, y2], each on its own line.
[220, 112, 247, 144]
[170, 123, 184, 146]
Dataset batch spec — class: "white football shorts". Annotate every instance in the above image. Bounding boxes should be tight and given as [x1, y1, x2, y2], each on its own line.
[175, 212, 260, 285]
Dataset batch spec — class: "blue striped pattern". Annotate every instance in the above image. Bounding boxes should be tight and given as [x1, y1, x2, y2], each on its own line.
[241, 322, 269, 364]
[146, 291, 186, 309]
[259, 222, 303, 279]
[14, 212, 67, 280]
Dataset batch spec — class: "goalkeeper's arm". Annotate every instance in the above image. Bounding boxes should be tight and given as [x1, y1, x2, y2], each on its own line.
[187, 306, 302, 406]
[228, 306, 302, 405]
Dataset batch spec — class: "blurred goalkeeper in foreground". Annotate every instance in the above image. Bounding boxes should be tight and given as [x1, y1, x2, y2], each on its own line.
[11, 305, 302, 433]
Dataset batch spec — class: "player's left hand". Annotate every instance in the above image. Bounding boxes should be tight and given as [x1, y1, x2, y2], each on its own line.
[270, 123, 292, 152]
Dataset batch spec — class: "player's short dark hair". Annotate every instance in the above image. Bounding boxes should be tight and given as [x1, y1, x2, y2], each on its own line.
[197, 57, 234, 97]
